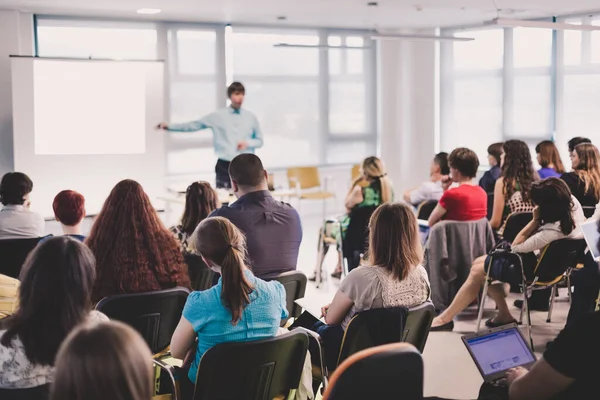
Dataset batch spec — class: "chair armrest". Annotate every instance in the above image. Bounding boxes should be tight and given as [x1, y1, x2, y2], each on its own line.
[153, 358, 183, 400]
[291, 327, 329, 389]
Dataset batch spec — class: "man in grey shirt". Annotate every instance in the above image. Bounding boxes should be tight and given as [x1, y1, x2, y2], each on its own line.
[210, 154, 302, 279]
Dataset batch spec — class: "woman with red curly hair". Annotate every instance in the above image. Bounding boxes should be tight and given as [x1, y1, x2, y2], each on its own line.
[86, 180, 190, 303]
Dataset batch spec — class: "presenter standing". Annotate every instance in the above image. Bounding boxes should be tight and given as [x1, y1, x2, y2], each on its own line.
[157, 82, 263, 189]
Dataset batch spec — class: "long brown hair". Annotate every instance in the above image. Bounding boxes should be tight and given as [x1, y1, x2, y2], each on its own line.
[0, 237, 96, 366]
[367, 203, 422, 280]
[181, 181, 219, 235]
[530, 178, 576, 236]
[502, 140, 539, 203]
[535, 140, 565, 173]
[193, 217, 253, 324]
[573, 144, 600, 201]
[50, 321, 153, 400]
[351, 156, 393, 203]
[86, 180, 190, 302]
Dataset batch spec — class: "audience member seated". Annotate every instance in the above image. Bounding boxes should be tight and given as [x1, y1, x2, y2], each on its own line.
[86, 179, 190, 303]
[428, 148, 487, 227]
[488, 140, 537, 236]
[298, 203, 430, 371]
[0, 172, 44, 240]
[431, 178, 585, 331]
[404, 152, 449, 206]
[504, 310, 600, 400]
[210, 154, 302, 279]
[536, 140, 566, 179]
[170, 181, 219, 253]
[561, 143, 600, 217]
[41, 190, 86, 242]
[479, 142, 503, 193]
[312, 156, 393, 280]
[170, 216, 288, 384]
[0, 237, 108, 389]
[50, 321, 153, 400]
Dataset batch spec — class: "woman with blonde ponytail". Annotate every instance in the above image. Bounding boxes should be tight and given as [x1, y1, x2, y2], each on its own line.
[170, 216, 288, 384]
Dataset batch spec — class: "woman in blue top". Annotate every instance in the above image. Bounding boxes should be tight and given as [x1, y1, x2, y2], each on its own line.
[536, 140, 566, 179]
[170, 216, 288, 383]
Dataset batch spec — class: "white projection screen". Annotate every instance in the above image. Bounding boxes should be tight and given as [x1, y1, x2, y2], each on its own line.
[11, 57, 165, 217]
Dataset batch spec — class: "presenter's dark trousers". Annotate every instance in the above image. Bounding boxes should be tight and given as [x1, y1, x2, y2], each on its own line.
[215, 159, 231, 189]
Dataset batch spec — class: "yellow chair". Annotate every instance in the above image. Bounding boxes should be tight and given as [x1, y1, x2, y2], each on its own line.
[351, 164, 361, 182]
[287, 166, 335, 218]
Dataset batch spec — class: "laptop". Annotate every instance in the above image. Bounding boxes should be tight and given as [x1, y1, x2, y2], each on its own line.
[462, 324, 537, 385]
[580, 220, 600, 261]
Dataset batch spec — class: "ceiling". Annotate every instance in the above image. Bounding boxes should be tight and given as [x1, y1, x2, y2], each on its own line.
[1, 0, 600, 29]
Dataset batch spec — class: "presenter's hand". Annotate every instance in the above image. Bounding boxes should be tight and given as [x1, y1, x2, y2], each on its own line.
[156, 122, 169, 130]
[237, 141, 248, 151]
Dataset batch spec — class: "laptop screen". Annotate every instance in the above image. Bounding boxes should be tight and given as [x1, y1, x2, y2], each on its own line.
[581, 221, 600, 261]
[464, 327, 535, 377]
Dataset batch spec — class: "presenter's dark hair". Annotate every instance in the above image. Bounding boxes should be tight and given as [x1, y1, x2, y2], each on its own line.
[181, 181, 219, 235]
[229, 154, 266, 187]
[568, 137, 591, 152]
[227, 82, 245, 98]
[0, 237, 96, 366]
[0, 172, 33, 206]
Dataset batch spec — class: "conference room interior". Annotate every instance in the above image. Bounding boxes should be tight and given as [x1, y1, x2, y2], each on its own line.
[2, 0, 600, 399]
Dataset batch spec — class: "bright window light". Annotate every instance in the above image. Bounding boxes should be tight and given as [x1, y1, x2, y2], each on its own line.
[136, 8, 161, 14]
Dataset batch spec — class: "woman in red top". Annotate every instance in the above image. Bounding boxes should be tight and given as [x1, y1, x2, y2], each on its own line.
[428, 147, 487, 227]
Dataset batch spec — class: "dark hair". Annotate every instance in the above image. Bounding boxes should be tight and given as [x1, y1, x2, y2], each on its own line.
[434, 152, 450, 175]
[368, 203, 422, 280]
[0, 237, 96, 365]
[568, 137, 592, 152]
[227, 81, 245, 98]
[86, 180, 189, 303]
[193, 217, 253, 324]
[181, 181, 219, 235]
[229, 154, 266, 188]
[53, 190, 86, 226]
[530, 178, 576, 236]
[51, 321, 153, 400]
[502, 140, 539, 203]
[535, 140, 566, 173]
[448, 147, 480, 178]
[487, 143, 504, 166]
[0, 172, 33, 206]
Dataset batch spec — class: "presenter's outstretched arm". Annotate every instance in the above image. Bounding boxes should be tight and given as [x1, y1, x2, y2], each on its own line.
[156, 114, 211, 132]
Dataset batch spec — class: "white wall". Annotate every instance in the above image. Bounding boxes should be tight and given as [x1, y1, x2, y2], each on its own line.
[0, 11, 34, 177]
[378, 32, 438, 196]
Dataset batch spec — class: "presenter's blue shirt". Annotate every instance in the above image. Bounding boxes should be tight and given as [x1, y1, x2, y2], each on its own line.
[182, 270, 288, 382]
[167, 106, 263, 162]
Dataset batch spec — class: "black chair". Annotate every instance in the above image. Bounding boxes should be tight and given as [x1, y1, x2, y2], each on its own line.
[486, 192, 494, 221]
[184, 253, 217, 291]
[501, 212, 533, 243]
[95, 287, 190, 354]
[343, 206, 377, 273]
[337, 307, 408, 369]
[416, 200, 437, 220]
[190, 330, 309, 400]
[0, 385, 49, 400]
[0, 237, 44, 279]
[582, 206, 596, 219]
[268, 270, 307, 323]
[402, 302, 435, 353]
[323, 343, 423, 400]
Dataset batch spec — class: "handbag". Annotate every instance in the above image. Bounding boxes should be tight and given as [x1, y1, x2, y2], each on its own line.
[485, 241, 523, 286]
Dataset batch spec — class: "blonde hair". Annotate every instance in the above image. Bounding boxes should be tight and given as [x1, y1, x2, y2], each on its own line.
[193, 217, 253, 324]
[50, 321, 153, 400]
[368, 203, 422, 280]
[351, 156, 393, 203]
[574, 143, 600, 201]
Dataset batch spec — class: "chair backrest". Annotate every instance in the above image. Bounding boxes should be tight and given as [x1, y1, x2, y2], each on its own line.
[0, 237, 43, 279]
[342, 206, 378, 271]
[323, 343, 423, 400]
[287, 167, 321, 190]
[184, 253, 217, 291]
[338, 307, 408, 368]
[95, 287, 190, 354]
[416, 200, 437, 220]
[193, 330, 309, 400]
[351, 164, 361, 181]
[0, 385, 50, 400]
[502, 212, 533, 243]
[533, 239, 586, 285]
[267, 270, 307, 320]
[582, 206, 596, 219]
[402, 302, 435, 353]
